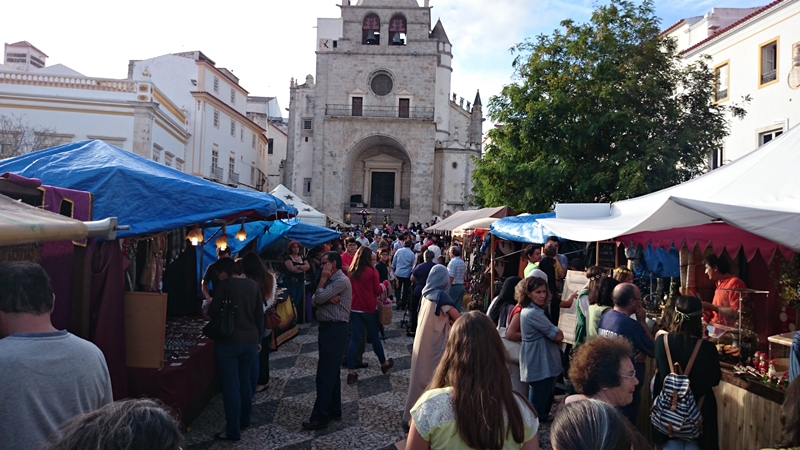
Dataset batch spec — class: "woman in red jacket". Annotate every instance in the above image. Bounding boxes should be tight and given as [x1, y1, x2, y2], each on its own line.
[346, 246, 394, 384]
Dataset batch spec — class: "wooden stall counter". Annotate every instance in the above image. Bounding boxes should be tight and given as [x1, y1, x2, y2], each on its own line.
[715, 368, 785, 450]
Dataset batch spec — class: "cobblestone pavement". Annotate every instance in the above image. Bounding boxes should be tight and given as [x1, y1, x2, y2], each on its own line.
[184, 309, 553, 450]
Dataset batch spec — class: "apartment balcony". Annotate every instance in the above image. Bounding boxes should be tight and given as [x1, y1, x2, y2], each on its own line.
[325, 104, 434, 120]
[228, 171, 240, 186]
[210, 164, 223, 181]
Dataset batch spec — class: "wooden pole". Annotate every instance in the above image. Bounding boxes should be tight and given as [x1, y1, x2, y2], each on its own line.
[490, 233, 495, 302]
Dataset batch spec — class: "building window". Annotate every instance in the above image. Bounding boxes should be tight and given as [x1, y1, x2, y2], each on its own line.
[760, 39, 778, 86]
[176, 159, 184, 172]
[303, 178, 312, 196]
[229, 156, 235, 175]
[213, 77, 219, 93]
[231, 120, 236, 137]
[362, 14, 380, 45]
[759, 128, 783, 146]
[213, 110, 220, 128]
[152, 144, 162, 163]
[371, 74, 393, 96]
[398, 98, 410, 118]
[252, 133, 257, 149]
[389, 15, 407, 46]
[231, 89, 236, 104]
[250, 165, 256, 185]
[714, 62, 729, 102]
[710, 146, 724, 170]
[165, 152, 174, 167]
[240, 128, 244, 141]
[212, 149, 219, 167]
[352, 97, 363, 116]
[303, 119, 312, 130]
[268, 138, 274, 154]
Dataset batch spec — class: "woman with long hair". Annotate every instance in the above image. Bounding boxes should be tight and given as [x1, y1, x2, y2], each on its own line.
[612, 266, 634, 283]
[346, 246, 394, 384]
[586, 277, 619, 339]
[487, 276, 527, 394]
[402, 265, 461, 427]
[488, 276, 522, 327]
[652, 296, 721, 450]
[406, 311, 540, 450]
[518, 276, 563, 419]
[284, 240, 310, 322]
[241, 252, 276, 393]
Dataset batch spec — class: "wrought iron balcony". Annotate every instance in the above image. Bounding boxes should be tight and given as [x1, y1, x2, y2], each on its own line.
[325, 104, 434, 120]
[229, 171, 240, 185]
[210, 164, 223, 181]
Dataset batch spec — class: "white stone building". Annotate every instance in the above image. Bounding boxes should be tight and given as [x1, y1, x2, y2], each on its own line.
[664, 0, 800, 166]
[128, 52, 269, 190]
[1, 42, 187, 163]
[246, 96, 288, 191]
[284, 0, 483, 225]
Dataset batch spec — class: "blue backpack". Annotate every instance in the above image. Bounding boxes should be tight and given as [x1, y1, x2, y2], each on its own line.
[651, 335, 705, 440]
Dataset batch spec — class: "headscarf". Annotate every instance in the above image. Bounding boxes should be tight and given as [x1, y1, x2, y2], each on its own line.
[488, 276, 521, 325]
[527, 269, 548, 282]
[421, 265, 454, 316]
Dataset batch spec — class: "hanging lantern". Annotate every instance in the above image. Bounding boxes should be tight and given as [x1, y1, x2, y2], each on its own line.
[215, 225, 228, 251]
[186, 226, 203, 246]
[235, 218, 247, 241]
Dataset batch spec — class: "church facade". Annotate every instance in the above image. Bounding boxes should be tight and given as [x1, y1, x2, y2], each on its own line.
[284, 0, 483, 225]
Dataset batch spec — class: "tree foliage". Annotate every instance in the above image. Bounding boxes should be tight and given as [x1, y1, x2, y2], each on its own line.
[472, 0, 746, 213]
[0, 114, 62, 159]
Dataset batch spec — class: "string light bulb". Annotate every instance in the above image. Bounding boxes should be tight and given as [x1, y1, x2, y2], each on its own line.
[235, 218, 247, 241]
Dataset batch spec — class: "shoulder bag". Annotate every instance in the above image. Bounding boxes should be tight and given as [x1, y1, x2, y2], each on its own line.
[202, 292, 236, 340]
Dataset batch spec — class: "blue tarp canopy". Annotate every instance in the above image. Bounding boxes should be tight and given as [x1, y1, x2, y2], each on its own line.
[198, 220, 341, 280]
[489, 212, 557, 244]
[0, 140, 296, 238]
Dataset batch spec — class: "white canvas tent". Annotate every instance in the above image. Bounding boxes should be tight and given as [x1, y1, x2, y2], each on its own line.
[538, 125, 800, 252]
[269, 184, 327, 227]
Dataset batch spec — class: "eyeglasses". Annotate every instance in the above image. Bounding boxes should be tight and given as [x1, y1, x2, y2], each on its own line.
[620, 371, 637, 380]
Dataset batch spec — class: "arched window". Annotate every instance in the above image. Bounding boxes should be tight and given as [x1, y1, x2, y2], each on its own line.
[389, 15, 406, 46]
[362, 14, 380, 45]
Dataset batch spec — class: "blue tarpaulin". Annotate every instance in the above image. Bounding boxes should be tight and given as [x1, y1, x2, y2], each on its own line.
[0, 140, 296, 238]
[638, 244, 680, 278]
[198, 220, 341, 281]
[489, 212, 557, 244]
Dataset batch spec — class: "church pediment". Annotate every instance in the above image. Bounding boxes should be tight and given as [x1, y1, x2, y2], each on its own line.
[395, 88, 414, 96]
[364, 153, 403, 170]
[349, 88, 367, 95]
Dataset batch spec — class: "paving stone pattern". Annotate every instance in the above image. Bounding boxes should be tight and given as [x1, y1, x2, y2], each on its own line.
[185, 309, 553, 449]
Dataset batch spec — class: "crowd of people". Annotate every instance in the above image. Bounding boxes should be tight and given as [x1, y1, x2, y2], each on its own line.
[3, 224, 800, 450]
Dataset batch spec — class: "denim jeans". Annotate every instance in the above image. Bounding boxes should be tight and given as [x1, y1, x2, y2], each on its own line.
[347, 312, 386, 370]
[528, 376, 556, 419]
[397, 276, 411, 308]
[310, 321, 350, 422]
[449, 284, 466, 312]
[250, 335, 271, 394]
[214, 341, 258, 439]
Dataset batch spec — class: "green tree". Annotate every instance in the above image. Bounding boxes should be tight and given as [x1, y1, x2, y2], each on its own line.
[472, 0, 745, 213]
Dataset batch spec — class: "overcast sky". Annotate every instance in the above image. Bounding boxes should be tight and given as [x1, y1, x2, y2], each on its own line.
[3, 0, 766, 130]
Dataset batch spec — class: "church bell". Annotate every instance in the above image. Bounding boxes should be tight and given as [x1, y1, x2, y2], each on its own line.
[390, 33, 404, 46]
[366, 31, 379, 45]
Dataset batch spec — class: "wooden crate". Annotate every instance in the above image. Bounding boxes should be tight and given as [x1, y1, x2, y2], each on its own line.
[124, 291, 167, 369]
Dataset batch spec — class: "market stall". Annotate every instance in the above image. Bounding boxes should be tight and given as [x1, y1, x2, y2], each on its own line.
[525, 127, 800, 447]
[0, 140, 297, 425]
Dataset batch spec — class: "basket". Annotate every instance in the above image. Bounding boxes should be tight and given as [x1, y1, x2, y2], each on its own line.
[377, 302, 393, 325]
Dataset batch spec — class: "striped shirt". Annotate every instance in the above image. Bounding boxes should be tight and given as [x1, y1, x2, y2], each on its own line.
[311, 270, 352, 323]
[447, 256, 467, 285]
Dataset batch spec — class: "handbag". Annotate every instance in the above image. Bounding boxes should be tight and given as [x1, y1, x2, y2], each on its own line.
[264, 305, 281, 329]
[202, 293, 236, 340]
[377, 302, 393, 326]
[498, 326, 521, 363]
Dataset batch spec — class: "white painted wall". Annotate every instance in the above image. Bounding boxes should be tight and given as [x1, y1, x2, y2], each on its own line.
[675, 0, 800, 163]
